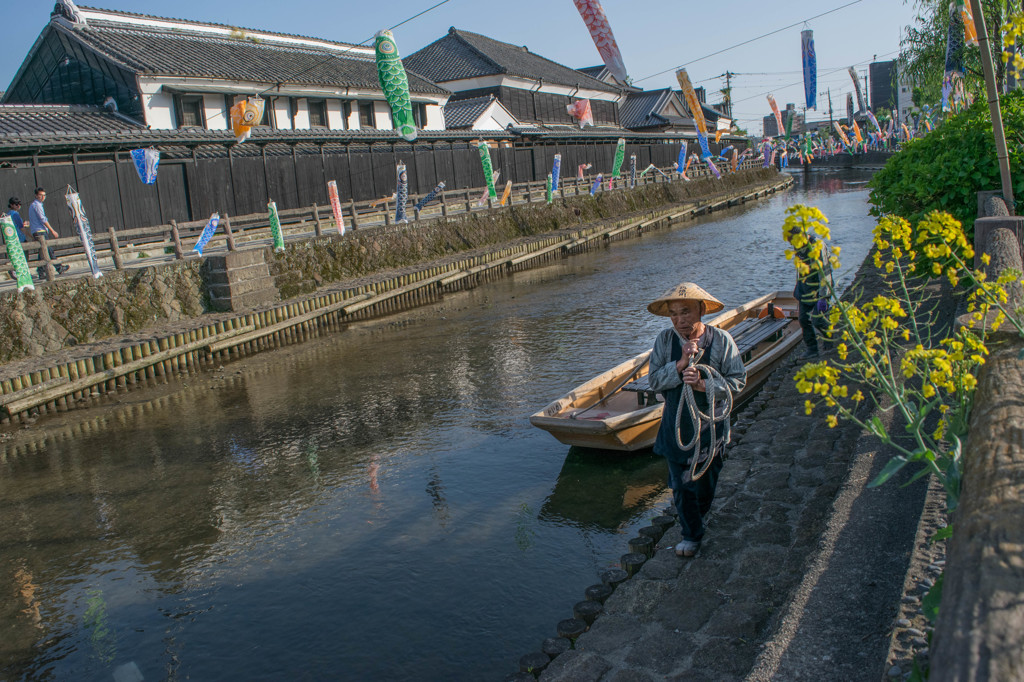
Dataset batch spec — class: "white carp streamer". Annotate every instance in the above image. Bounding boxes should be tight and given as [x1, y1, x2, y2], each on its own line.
[572, 0, 628, 83]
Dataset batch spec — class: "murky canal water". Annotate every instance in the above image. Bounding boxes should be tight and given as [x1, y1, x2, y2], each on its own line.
[1, 169, 878, 681]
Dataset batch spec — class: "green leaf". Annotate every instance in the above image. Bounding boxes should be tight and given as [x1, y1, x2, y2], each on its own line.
[869, 416, 886, 438]
[921, 572, 944, 623]
[869, 456, 909, 488]
[930, 524, 953, 543]
[903, 465, 934, 487]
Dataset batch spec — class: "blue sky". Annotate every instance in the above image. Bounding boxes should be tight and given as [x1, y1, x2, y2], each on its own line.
[2, 0, 920, 135]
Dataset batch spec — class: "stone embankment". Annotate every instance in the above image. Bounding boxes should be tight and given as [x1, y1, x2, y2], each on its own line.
[510, 246, 959, 681]
[0, 169, 789, 425]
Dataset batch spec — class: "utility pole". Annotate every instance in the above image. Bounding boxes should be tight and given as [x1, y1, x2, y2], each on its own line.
[723, 70, 734, 118]
[970, 0, 1015, 212]
[827, 88, 834, 129]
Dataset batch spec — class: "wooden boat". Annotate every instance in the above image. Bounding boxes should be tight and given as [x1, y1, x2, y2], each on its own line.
[529, 291, 803, 452]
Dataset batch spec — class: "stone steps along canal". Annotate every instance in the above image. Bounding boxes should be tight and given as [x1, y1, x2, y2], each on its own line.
[0, 169, 877, 680]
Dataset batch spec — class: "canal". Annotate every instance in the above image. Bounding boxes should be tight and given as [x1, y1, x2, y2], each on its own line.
[0, 169, 878, 681]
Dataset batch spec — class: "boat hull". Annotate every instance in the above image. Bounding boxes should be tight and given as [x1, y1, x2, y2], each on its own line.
[529, 291, 802, 452]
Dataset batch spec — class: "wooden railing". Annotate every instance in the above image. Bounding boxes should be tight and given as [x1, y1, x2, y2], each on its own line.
[6, 159, 764, 281]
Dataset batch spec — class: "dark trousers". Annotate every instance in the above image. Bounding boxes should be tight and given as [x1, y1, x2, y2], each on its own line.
[798, 300, 825, 353]
[667, 453, 724, 542]
[32, 233, 56, 264]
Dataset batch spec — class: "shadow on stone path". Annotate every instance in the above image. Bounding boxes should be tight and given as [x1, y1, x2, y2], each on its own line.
[533, 353, 929, 681]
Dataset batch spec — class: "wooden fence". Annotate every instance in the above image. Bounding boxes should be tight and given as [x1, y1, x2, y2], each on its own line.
[13, 159, 764, 280]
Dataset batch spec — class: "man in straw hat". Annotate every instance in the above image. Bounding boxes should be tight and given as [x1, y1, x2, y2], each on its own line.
[647, 283, 746, 557]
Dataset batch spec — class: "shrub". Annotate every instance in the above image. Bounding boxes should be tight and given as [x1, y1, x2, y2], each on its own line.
[868, 89, 1024, 233]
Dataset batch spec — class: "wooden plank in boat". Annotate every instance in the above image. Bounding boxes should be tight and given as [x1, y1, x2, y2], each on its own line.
[736, 318, 791, 357]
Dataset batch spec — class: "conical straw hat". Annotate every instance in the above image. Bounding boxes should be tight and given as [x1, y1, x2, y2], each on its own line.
[647, 282, 725, 316]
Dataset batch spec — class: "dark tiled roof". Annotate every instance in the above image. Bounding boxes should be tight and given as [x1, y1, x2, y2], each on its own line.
[0, 104, 144, 136]
[405, 28, 621, 94]
[619, 89, 672, 129]
[76, 5, 361, 48]
[442, 95, 499, 129]
[0, 122, 695, 154]
[577, 65, 608, 79]
[673, 90, 727, 123]
[51, 13, 448, 95]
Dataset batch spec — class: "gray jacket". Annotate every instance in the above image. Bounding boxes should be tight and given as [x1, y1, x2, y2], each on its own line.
[647, 326, 747, 402]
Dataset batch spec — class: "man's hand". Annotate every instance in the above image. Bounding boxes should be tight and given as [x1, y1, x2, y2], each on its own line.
[681, 366, 706, 391]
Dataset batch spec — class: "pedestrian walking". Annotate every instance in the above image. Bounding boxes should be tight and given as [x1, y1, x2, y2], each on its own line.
[27, 188, 69, 278]
[6, 197, 27, 281]
[646, 283, 747, 557]
[794, 235, 830, 358]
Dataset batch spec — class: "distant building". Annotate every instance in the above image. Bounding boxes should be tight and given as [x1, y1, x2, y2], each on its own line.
[3, 1, 449, 132]
[896, 63, 915, 125]
[870, 60, 897, 113]
[762, 104, 802, 138]
[784, 103, 804, 135]
[405, 28, 623, 127]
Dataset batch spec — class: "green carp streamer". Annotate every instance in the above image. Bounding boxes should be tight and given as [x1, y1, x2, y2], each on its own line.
[611, 138, 626, 178]
[1, 214, 33, 291]
[268, 200, 285, 252]
[375, 30, 417, 142]
[478, 142, 498, 199]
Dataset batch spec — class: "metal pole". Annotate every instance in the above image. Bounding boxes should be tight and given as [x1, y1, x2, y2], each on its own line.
[970, 0, 1016, 213]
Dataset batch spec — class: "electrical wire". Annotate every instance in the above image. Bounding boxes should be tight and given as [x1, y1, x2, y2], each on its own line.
[257, 0, 455, 97]
[731, 49, 898, 106]
[633, 0, 866, 83]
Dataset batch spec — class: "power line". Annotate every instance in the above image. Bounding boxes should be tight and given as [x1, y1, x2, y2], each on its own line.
[632, 0, 865, 84]
[256, 0, 455, 98]
[730, 50, 897, 107]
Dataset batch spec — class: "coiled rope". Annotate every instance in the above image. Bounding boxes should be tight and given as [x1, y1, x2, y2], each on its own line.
[674, 344, 734, 482]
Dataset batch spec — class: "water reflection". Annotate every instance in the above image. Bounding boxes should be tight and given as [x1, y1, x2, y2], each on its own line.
[0, 169, 879, 680]
[540, 448, 667, 531]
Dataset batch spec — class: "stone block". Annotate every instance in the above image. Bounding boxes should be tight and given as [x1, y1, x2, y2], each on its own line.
[208, 275, 277, 299]
[973, 216, 1023, 269]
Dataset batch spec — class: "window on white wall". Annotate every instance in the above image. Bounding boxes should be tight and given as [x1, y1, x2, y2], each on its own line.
[359, 101, 375, 128]
[340, 101, 351, 130]
[412, 103, 428, 128]
[308, 99, 328, 128]
[175, 95, 205, 128]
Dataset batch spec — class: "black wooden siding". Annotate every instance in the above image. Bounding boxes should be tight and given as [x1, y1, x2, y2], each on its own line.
[0, 139, 697, 237]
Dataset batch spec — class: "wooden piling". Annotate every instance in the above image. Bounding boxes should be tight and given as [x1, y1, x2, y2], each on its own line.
[37, 235, 56, 281]
[223, 215, 236, 251]
[313, 203, 323, 237]
[349, 199, 359, 230]
[170, 220, 184, 259]
[108, 227, 124, 269]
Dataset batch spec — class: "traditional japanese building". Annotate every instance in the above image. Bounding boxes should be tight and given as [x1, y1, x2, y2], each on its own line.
[3, 1, 449, 132]
[617, 88, 695, 134]
[440, 95, 520, 130]
[405, 28, 624, 128]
